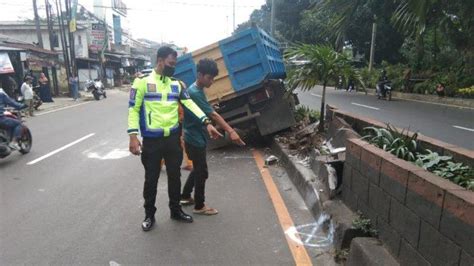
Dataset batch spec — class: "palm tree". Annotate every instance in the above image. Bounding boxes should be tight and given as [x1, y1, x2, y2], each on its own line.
[285, 44, 355, 132]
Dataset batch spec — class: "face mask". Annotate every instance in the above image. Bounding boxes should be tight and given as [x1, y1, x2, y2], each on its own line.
[162, 65, 175, 77]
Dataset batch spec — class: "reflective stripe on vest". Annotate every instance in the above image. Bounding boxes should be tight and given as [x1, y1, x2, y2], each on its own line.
[144, 92, 179, 102]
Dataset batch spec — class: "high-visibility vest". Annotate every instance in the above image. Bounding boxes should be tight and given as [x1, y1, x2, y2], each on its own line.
[128, 69, 207, 138]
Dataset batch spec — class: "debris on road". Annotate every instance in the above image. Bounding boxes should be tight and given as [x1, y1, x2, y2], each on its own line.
[265, 155, 279, 165]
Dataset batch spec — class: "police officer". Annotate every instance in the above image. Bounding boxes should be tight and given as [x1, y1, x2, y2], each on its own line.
[128, 46, 222, 231]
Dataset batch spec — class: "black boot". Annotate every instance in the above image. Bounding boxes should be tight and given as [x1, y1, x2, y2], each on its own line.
[141, 216, 155, 231]
[170, 209, 193, 223]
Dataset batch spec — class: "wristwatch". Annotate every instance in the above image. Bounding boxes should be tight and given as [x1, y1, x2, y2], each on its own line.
[203, 118, 212, 126]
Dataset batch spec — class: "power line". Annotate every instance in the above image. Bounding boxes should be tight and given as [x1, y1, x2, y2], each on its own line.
[92, 2, 260, 10]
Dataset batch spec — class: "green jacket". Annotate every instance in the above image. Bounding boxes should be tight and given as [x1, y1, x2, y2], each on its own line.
[128, 70, 207, 138]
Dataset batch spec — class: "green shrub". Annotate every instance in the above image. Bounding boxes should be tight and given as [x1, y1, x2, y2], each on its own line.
[456, 86, 474, 98]
[413, 80, 437, 95]
[352, 213, 377, 236]
[416, 150, 474, 191]
[362, 125, 474, 191]
[294, 105, 320, 123]
[362, 124, 418, 161]
[359, 67, 379, 89]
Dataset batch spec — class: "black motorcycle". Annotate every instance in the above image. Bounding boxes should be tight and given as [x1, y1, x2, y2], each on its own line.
[85, 79, 107, 100]
[0, 107, 32, 158]
[376, 81, 392, 101]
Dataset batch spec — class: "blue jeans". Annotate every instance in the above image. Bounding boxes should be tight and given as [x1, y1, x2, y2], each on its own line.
[0, 116, 22, 140]
[71, 84, 79, 100]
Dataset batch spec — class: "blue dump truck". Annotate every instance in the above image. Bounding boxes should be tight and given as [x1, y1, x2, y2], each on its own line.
[175, 27, 296, 141]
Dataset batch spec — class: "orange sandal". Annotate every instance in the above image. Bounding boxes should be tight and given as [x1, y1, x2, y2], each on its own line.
[193, 205, 218, 215]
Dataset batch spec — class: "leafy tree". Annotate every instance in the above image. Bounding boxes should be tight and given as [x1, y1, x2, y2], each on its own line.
[234, 3, 271, 33]
[285, 44, 355, 132]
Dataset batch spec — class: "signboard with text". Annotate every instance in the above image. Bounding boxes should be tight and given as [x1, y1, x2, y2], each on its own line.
[0, 52, 15, 74]
[89, 23, 106, 52]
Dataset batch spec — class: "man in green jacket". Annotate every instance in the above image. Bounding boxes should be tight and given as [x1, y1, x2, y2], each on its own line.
[128, 46, 221, 231]
[180, 58, 245, 215]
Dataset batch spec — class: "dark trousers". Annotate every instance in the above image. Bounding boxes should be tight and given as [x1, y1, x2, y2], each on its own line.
[141, 134, 183, 218]
[182, 142, 208, 210]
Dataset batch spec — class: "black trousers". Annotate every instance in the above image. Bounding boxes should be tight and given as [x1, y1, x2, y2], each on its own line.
[141, 134, 183, 218]
[181, 142, 208, 210]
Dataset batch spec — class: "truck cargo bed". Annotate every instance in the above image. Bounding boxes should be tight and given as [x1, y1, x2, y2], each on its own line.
[174, 27, 286, 103]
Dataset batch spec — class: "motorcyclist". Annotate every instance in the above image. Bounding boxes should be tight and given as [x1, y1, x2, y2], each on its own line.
[0, 88, 26, 150]
[377, 70, 389, 97]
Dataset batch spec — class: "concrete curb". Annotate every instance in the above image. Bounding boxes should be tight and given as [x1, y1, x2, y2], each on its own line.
[270, 139, 356, 250]
[271, 138, 400, 265]
[358, 88, 474, 109]
[347, 238, 399, 266]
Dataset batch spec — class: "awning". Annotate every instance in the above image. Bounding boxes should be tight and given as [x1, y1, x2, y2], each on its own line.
[0, 45, 25, 52]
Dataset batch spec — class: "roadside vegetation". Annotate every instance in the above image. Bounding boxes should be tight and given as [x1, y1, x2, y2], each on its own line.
[236, 0, 473, 98]
[362, 125, 474, 191]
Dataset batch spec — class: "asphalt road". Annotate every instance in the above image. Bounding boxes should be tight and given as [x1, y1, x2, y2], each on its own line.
[0, 90, 333, 265]
[297, 86, 474, 150]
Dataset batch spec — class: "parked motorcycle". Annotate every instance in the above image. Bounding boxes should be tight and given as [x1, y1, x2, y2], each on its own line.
[85, 79, 107, 100]
[0, 107, 32, 158]
[376, 81, 392, 101]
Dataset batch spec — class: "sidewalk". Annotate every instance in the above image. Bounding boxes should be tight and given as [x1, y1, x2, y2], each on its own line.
[362, 88, 474, 109]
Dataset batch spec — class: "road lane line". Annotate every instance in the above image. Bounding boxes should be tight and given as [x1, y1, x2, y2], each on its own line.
[351, 102, 380, 110]
[310, 93, 322, 98]
[36, 102, 92, 116]
[252, 150, 313, 266]
[27, 133, 95, 165]
[453, 125, 474, 132]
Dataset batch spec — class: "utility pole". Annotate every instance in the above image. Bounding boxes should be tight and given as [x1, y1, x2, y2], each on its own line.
[65, 0, 76, 75]
[55, 0, 71, 89]
[45, 0, 59, 95]
[368, 16, 377, 72]
[45, 0, 54, 50]
[32, 0, 44, 48]
[270, 0, 276, 36]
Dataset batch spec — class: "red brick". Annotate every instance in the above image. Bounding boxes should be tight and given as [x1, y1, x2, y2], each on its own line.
[381, 157, 419, 187]
[408, 170, 461, 208]
[361, 145, 383, 170]
[417, 134, 451, 150]
[447, 147, 474, 158]
[346, 138, 364, 158]
[443, 146, 474, 168]
[444, 189, 474, 227]
[357, 116, 386, 128]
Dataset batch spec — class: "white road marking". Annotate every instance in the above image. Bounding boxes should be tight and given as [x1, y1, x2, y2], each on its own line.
[351, 102, 380, 110]
[87, 149, 130, 160]
[27, 133, 95, 165]
[311, 93, 322, 98]
[453, 125, 474, 132]
[36, 102, 92, 116]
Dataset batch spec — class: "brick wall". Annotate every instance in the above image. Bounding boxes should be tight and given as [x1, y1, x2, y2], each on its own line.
[343, 138, 474, 265]
[326, 105, 474, 169]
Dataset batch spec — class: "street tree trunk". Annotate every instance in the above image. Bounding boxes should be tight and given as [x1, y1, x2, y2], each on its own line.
[318, 83, 327, 132]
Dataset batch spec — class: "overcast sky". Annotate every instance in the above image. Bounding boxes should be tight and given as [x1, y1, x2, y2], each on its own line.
[0, 0, 265, 51]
